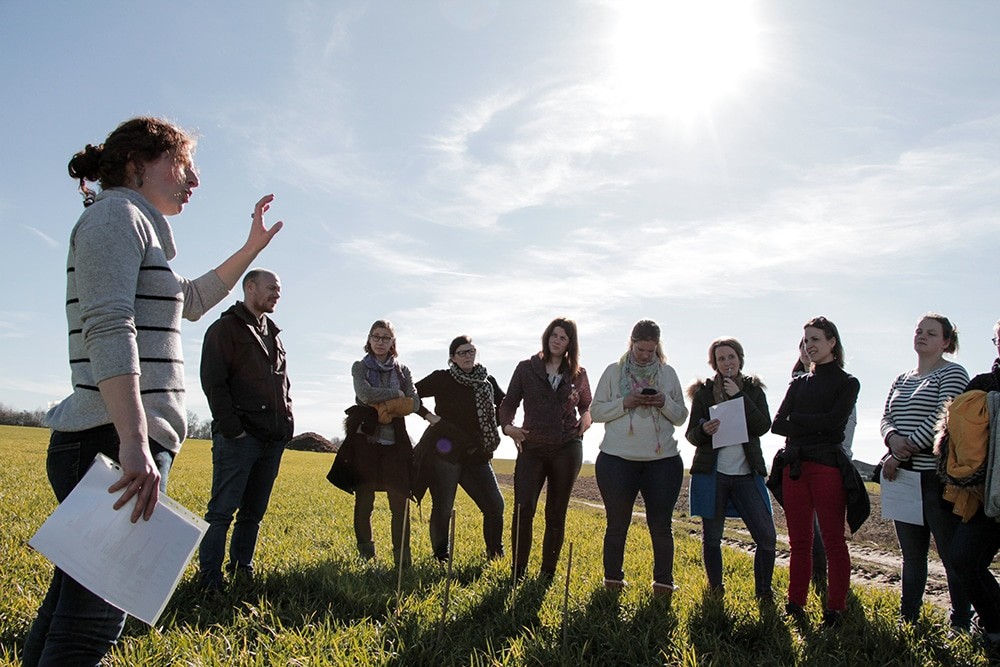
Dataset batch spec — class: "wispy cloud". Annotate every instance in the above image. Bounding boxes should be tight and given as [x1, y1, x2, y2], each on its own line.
[414, 80, 644, 229]
[338, 235, 486, 278]
[22, 225, 59, 248]
[364, 112, 1000, 354]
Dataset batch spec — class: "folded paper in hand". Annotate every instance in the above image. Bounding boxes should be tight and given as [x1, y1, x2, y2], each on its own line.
[28, 453, 207, 625]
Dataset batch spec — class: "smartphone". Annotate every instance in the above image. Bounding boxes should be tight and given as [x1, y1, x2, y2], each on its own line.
[640, 387, 657, 395]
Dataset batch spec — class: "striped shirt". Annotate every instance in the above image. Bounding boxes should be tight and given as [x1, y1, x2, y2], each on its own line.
[879, 361, 969, 471]
[45, 188, 229, 453]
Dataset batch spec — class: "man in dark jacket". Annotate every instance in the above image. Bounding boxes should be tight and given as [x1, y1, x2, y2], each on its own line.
[198, 269, 293, 591]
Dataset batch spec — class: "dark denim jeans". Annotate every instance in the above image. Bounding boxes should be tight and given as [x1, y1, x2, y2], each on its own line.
[951, 508, 1000, 634]
[199, 433, 285, 585]
[428, 455, 504, 560]
[512, 439, 583, 574]
[701, 472, 776, 598]
[893, 472, 971, 627]
[595, 452, 683, 586]
[22, 425, 173, 667]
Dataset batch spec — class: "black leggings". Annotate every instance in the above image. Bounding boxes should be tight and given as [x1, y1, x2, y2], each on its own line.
[511, 439, 583, 573]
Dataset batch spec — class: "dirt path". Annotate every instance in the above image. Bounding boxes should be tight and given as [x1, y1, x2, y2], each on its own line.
[496, 473, 952, 610]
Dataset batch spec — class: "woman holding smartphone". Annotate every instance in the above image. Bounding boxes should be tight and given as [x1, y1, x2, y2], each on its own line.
[591, 320, 688, 597]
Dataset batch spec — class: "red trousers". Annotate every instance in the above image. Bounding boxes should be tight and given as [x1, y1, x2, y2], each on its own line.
[783, 461, 850, 610]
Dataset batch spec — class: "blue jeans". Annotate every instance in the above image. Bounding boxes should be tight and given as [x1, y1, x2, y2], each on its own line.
[894, 472, 971, 626]
[950, 509, 1000, 633]
[199, 433, 285, 585]
[595, 452, 683, 586]
[512, 439, 583, 573]
[428, 456, 504, 559]
[701, 473, 776, 598]
[22, 425, 173, 667]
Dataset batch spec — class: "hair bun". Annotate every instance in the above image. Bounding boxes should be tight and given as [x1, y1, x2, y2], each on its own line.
[68, 143, 103, 182]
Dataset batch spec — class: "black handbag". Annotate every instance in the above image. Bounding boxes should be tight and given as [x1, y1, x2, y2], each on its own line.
[326, 435, 360, 493]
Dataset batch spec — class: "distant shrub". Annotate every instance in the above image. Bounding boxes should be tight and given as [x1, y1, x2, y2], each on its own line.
[286, 431, 341, 453]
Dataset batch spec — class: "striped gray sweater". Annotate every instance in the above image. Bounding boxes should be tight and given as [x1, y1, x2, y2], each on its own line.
[45, 187, 229, 453]
[879, 361, 969, 471]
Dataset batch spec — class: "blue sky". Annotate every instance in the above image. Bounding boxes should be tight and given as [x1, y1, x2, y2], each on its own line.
[1, 1, 997, 466]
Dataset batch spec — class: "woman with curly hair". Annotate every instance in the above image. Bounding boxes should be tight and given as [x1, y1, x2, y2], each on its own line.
[24, 117, 282, 666]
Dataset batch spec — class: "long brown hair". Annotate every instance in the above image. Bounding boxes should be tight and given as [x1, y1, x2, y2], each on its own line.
[540, 317, 581, 378]
[804, 316, 845, 368]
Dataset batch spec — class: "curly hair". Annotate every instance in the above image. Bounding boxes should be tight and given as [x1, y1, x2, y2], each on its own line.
[68, 117, 195, 206]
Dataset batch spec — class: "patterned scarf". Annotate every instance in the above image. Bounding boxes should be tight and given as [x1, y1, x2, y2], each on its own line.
[448, 361, 501, 452]
[363, 353, 401, 390]
[712, 372, 745, 405]
[618, 351, 663, 452]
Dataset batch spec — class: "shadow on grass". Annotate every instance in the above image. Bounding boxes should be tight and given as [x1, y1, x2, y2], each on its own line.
[503, 585, 683, 665]
[686, 587, 797, 666]
[397, 572, 552, 663]
[794, 594, 983, 667]
[143, 555, 489, 634]
[120, 554, 553, 663]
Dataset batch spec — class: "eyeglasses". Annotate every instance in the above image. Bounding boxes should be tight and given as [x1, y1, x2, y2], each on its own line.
[369, 334, 393, 344]
[992, 336, 1000, 346]
[454, 348, 477, 358]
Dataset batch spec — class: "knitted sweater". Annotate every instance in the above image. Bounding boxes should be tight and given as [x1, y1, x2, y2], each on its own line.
[880, 361, 969, 472]
[590, 359, 688, 460]
[351, 359, 419, 445]
[46, 188, 229, 452]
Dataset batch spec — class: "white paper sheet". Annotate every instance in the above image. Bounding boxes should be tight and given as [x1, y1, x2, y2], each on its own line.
[28, 454, 207, 625]
[709, 398, 749, 449]
[879, 467, 924, 526]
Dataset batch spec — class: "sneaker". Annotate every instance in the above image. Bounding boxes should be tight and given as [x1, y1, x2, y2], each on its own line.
[227, 563, 255, 583]
[652, 582, 678, 599]
[604, 578, 626, 592]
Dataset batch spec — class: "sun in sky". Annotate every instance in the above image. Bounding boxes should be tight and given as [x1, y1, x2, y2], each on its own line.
[608, 0, 762, 118]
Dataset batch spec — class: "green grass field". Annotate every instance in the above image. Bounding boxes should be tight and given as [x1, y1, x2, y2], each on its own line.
[0, 425, 985, 665]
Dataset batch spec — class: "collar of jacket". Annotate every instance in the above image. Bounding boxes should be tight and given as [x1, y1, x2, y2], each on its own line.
[227, 301, 282, 336]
